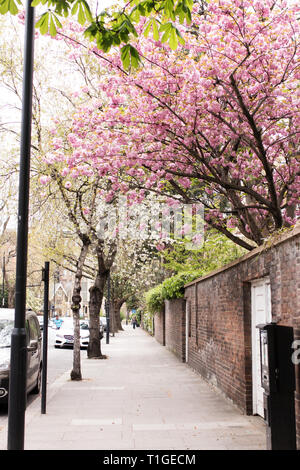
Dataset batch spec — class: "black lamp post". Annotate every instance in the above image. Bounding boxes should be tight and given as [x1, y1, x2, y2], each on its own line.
[7, 0, 35, 450]
[52, 269, 60, 316]
[41, 261, 49, 414]
[2, 254, 5, 307]
[105, 272, 110, 344]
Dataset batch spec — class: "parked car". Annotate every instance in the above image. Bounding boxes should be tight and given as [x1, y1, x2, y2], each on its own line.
[99, 321, 104, 338]
[37, 315, 44, 330]
[0, 308, 42, 406]
[54, 317, 103, 349]
[82, 318, 104, 336]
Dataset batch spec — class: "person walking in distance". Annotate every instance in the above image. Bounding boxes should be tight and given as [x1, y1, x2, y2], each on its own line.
[53, 314, 63, 329]
[132, 315, 137, 330]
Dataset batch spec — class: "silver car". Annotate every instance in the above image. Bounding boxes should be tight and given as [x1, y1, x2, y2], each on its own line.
[0, 308, 42, 405]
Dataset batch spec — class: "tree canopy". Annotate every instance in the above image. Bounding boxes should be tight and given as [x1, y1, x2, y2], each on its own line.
[44, 0, 300, 250]
[0, 0, 197, 68]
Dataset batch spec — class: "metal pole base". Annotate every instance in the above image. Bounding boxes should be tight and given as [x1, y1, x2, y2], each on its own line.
[7, 328, 27, 450]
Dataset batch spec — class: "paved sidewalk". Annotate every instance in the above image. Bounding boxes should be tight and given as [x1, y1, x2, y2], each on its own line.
[0, 325, 266, 450]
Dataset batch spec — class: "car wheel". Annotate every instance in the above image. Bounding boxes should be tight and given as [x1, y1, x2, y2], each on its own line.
[31, 364, 42, 394]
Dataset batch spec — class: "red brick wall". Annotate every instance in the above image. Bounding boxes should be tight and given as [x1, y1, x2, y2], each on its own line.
[154, 309, 165, 346]
[165, 299, 186, 362]
[184, 227, 300, 448]
[185, 271, 252, 413]
[153, 226, 300, 448]
[154, 300, 186, 361]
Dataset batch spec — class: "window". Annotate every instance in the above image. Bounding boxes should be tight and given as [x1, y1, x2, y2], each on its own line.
[28, 316, 39, 341]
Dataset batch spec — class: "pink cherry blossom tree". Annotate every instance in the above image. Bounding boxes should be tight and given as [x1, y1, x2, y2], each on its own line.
[50, 0, 300, 250]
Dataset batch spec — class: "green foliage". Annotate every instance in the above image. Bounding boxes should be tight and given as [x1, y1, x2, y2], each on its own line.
[0, 0, 194, 69]
[144, 271, 197, 313]
[161, 271, 199, 300]
[144, 284, 164, 314]
[0, 0, 21, 15]
[120, 44, 141, 70]
[35, 10, 62, 36]
[163, 230, 246, 275]
[119, 310, 126, 322]
[145, 230, 247, 312]
[126, 294, 139, 311]
[159, 22, 184, 50]
[141, 309, 154, 335]
[135, 308, 142, 325]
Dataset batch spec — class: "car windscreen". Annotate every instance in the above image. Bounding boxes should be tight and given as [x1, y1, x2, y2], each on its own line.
[0, 319, 14, 348]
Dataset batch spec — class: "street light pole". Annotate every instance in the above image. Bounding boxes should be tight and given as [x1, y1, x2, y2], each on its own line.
[7, 0, 35, 450]
[106, 272, 110, 344]
[41, 262, 49, 414]
[2, 254, 5, 307]
[52, 269, 60, 317]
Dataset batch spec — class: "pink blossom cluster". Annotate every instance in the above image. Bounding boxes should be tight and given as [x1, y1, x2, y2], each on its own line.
[44, 0, 300, 247]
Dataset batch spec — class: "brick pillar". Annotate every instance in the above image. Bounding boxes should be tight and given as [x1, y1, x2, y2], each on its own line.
[165, 299, 186, 362]
[154, 309, 165, 346]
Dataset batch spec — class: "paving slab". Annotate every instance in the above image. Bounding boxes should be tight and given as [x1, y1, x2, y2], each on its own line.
[0, 325, 266, 450]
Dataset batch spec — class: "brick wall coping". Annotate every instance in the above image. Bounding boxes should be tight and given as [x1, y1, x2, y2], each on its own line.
[184, 223, 300, 289]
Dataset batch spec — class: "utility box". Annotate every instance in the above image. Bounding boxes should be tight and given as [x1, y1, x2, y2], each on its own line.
[257, 323, 297, 450]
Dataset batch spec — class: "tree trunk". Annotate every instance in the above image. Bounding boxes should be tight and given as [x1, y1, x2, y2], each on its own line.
[7, 286, 14, 308]
[4, 269, 14, 308]
[114, 300, 124, 331]
[88, 272, 107, 358]
[71, 304, 81, 381]
[88, 238, 117, 351]
[70, 239, 90, 381]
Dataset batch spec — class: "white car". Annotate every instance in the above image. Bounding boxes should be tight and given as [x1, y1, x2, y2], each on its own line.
[54, 318, 90, 349]
[100, 317, 107, 331]
[37, 315, 44, 330]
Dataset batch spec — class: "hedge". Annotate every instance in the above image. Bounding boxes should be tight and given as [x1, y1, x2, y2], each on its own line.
[145, 270, 203, 314]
